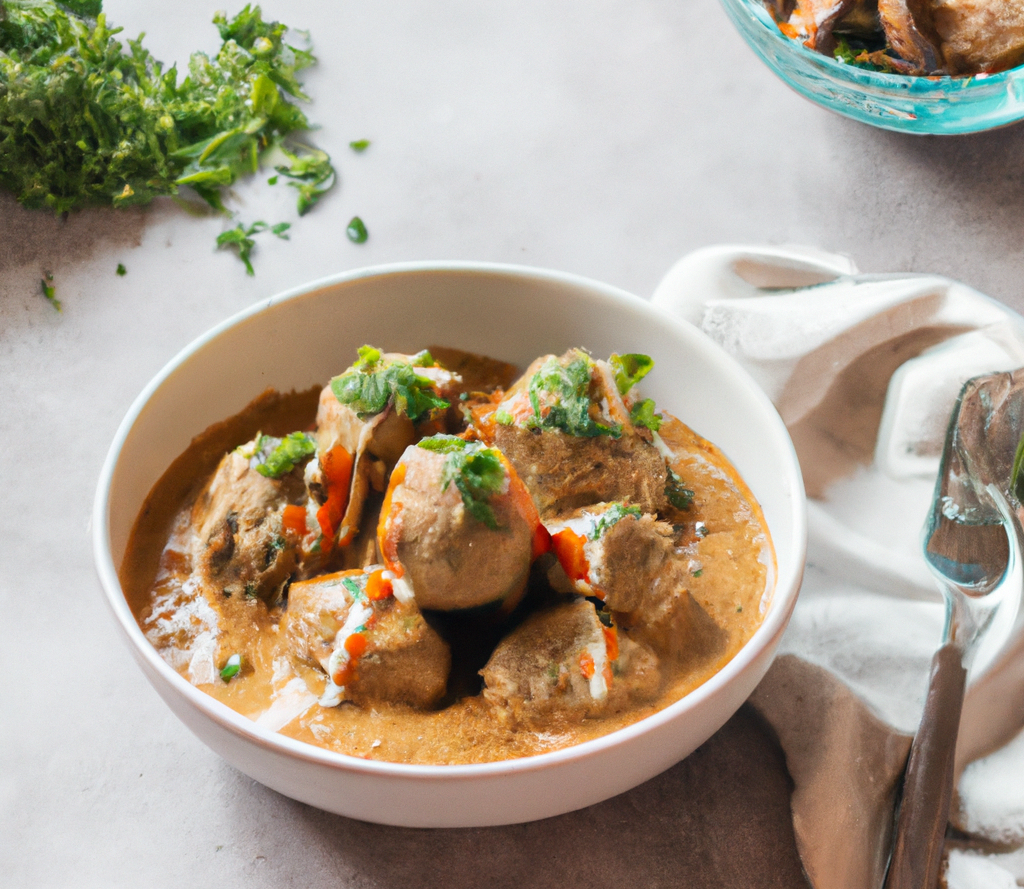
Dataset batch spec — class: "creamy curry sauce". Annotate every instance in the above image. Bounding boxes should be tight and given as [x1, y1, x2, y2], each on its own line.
[122, 348, 773, 765]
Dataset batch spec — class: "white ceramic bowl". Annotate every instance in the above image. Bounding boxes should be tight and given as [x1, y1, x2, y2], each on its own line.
[93, 262, 807, 827]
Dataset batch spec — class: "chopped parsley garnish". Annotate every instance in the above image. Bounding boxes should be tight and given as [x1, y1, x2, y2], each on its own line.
[524, 354, 621, 438]
[592, 502, 642, 539]
[341, 576, 365, 600]
[217, 220, 291, 276]
[254, 432, 316, 478]
[609, 353, 654, 395]
[418, 435, 507, 529]
[220, 654, 241, 680]
[0, 2, 336, 267]
[666, 468, 695, 510]
[349, 139, 371, 152]
[115, 263, 126, 276]
[346, 216, 368, 244]
[629, 398, 662, 431]
[330, 346, 450, 422]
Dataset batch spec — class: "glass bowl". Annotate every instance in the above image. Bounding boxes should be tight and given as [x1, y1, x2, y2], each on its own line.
[721, 0, 1024, 134]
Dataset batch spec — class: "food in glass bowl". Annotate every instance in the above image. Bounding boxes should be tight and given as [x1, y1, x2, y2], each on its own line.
[121, 344, 774, 765]
[764, 0, 1024, 75]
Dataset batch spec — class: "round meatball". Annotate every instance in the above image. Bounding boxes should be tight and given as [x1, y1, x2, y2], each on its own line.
[377, 437, 540, 612]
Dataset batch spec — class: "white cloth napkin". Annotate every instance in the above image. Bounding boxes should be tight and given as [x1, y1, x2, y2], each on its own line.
[652, 245, 1024, 888]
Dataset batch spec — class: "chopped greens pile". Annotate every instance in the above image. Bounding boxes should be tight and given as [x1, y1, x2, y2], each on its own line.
[330, 346, 451, 423]
[0, 1, 342, 274]
[418, 435, 507, 530]
[522, 354, 622, 439]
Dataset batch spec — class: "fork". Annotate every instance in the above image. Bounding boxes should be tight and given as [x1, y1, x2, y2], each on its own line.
[884, 372, 1024, 889]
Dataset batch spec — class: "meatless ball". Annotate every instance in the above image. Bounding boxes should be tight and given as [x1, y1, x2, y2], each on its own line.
[282, 566, 451, 709]
[377, 435, 543, 612]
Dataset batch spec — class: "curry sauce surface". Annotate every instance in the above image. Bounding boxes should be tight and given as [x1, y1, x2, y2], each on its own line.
[123, 386, 772, 765]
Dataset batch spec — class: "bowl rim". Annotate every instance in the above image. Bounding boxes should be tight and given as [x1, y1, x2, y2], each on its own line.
[93, 259, 807, 782]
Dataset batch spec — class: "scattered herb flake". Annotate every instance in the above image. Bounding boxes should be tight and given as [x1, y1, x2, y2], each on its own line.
[349, 139, 371, 152]
[526, 353, 621, 438]
[220, 654, 241, 680]
[592, 502, 642, 539]
[253, 431, 317, 478]
[666, 468, 694, 511]
[330, 346, 449, 421]
[346, 216, 368, 244]
[1012, 427, 1024, 504]
[418, 435, 507, 529]
[40, 275, 61, 312]
[115, 263, 126, 276]
[629, 398, 662, 431]
[609, 353, 654, 395]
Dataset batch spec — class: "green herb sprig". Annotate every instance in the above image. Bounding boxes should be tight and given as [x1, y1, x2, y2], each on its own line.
[418, 435, 507, 529]
[0, 2, 336, 258]
[330, 346, 449, 422]
[666, 468, 695, 511]
[523, 354, 621, 439]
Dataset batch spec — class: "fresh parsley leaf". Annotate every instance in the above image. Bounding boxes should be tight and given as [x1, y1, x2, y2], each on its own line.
[349, 139, 370, 152]
[609, 353, 654, 395]
[629, 398, 662, 431]
[115, 263, 127, 276]
[592, 502, 641, 539]
[525, 354, 621, 438]
[346, 216, 368, 244]
[330, 346, 449, 421]
[271, 222, 291, 238]
[217, 221, 264, 276]
[418, 435, 506, 529]
[666, 468, 695, 510]
[254, 431, 317, 478]
[274, 144, 336, 215]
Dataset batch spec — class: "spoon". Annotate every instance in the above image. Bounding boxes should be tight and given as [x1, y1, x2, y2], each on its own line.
[884, 371, 1024, 889]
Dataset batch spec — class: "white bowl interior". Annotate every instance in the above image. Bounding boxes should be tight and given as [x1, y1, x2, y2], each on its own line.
[95, 262, 806, 826]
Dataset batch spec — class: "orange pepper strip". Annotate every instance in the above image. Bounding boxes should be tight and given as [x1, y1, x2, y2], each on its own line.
[602, 626, 619, 663]
[316, 445, 354, 553]
[376, 462, 407, 578]
[282, 504, 308, 538]
[551, 528, 590, 585]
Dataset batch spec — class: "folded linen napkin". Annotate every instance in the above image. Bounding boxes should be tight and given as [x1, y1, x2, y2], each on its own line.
[652, 245, 1024, 888]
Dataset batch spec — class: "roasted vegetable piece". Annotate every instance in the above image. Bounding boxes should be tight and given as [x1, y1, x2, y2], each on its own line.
[481, 598, 660, 722]
[282, 566, 450, 709]
[377, 436, 544, 612]
[488, 350, 668, 518]
[190, 434, 311, 605]
[931, 0, 1024, 74]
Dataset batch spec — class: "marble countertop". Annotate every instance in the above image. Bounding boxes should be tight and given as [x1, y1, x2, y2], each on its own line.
[4, 1, 1024, 886]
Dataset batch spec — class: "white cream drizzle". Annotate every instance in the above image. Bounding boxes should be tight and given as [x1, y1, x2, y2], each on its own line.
[319, 598, 374, 708]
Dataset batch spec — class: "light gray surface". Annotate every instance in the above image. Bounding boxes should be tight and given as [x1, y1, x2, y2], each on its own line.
[2, 1, 1022, 885]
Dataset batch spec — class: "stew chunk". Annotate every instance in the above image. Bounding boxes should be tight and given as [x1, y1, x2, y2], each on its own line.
[481, 598, 660, 722]
[377, 435, 543, 612]
[489, 350, 668, 518]
[282, 567, 450, 709]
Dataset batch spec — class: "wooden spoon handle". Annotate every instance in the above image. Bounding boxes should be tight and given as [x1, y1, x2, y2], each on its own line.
[884, 643, 967, 889]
